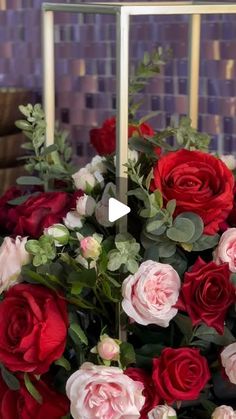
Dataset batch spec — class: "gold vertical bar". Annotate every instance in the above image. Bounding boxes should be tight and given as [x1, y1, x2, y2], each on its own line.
[42, 10, 55, 146]
[116, 9, 129, 233]
[116, 9, 130, 342]
[188, 14, 201, 129]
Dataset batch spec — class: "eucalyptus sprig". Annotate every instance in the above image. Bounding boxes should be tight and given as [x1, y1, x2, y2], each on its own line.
[15, 103, 74, 191]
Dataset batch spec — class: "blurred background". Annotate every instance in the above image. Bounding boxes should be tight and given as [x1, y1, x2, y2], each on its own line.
[0, 0, 236, 191]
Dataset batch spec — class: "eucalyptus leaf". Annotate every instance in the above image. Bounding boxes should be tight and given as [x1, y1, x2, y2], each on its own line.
[167, 217, 195, 243]
[194, 324, 235, 345]
[192, 234, 220, 251]
[16, 176, 44, 186]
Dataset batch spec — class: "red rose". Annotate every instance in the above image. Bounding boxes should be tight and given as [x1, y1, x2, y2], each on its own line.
[90, 116, 154, 155]
[125, 367, 160, 418]
[0, 376, 69, 419]
[178, 257, 236, 334]
[152, 347, 210, 403]
[0, 187, 22, 234]
[0, 284, 68, 374]
[153, 149, 234, 235]
[7, 191, 75, 238]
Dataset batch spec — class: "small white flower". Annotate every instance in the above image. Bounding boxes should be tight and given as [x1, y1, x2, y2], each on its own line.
[76, 195, 96, 217]
[72, 168, 96, 192]
[64, 211, 83, 230]
[86, 155, 107, 174]
[220, 154, 236, 171]
[44, 223, 70, 246]
[114, 148, 139, 167]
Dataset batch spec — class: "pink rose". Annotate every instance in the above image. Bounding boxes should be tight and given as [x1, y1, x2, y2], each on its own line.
[148, 405, 177, 419]
[221, 343, 236, 384]
[122, 260, 180, 327]
[0, 236, 31, 294]
[97, 335, 120, 361]
[66, 362, 145, 419]
[214, 228, 236, 272]
[212, 405, 236, 419]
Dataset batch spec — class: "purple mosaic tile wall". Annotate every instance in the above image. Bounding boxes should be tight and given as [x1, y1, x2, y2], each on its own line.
[0, 0, 236, 164]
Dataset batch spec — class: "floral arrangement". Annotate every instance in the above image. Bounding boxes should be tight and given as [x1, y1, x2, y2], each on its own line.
[0, 50, 236, 419]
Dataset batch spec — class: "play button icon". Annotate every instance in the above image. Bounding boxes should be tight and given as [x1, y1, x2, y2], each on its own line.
[108, 198, 131, 223]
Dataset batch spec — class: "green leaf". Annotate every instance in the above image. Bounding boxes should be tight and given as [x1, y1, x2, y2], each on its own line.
[128, 137, 154, 155]
[69, 269, 97, 288]
[158, 242, 176, 258]
[154, 189, 163, 208]
[144, 245, 159, 261]
[107, 251, 122, 271]
[40, 144, 58, 156]
[145, 169, 153, 190]
[55, 356, 71, 371]
[16, 176, 44, 186]
[200, 400, 217, 415]
[192, 234, 220, 251]
[7, 192, 40, 206]
[102, 280, 119, 302]
[126, 259, 139, 274]
[15, 119, 32, 131]
[139, 111, 160, 125]
[120, 342, 136, 368]
[0, 364, 20, 391]
[194, 324, 235, 346]
[69, 323, 88, 345]
[167, 217, 195, 243]
[173, 313, 193, 337]
[24, 373, 42, 404]
[25, 240, 41, 254]
[146, 218, 165, 233]
[127, 188, 146, 202]
[166, 199, 176, 215]
[178, 212, 204, 243]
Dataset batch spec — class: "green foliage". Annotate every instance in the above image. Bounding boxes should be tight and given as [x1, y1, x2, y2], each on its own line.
[25, 235, 56, 266]
[24, 373, 42, 404]
[0, 363, 20, 391]
[129, 47, 171, 119]
[175, 117, 211, 152]
[15, 103, 74, 191]
[120, 342, 136, 368]
[107, 233, 141, 274]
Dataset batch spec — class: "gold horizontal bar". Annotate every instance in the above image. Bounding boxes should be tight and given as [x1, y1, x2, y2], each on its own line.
[43, 2, 236, 15]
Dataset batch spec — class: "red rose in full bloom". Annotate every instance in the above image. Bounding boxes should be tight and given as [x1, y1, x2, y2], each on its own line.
[125, 367, 160, 418]
[90, 116, 154, 155]
[6, 191, 78, 238]
[0, 284, 68, 374]
[177, 257, 236, 334]
[153, 149, 234, 235]
[152, 347, 210, 404]
[0, 376, 69, 419]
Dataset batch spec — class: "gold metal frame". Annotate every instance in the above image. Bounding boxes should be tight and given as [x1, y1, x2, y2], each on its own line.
[42, 1, 236, 223]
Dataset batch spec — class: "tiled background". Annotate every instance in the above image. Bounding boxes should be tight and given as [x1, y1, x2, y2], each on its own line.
[0, 0, 236, 164]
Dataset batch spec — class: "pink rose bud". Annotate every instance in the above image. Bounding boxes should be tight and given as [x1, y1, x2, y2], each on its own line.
[80, 236, 101, 260]
[212, 405, 236, 419]
[148, 405, 177, 419]
[97, 336, 120, 361]
[0, 236, 31, 294]
[221, 343, 236, 385]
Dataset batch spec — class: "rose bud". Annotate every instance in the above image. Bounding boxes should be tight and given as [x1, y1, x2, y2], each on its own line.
[148, 405, 177, 419]
[64, 211, 83, 230]
[44, 223, 70, 246]
[76, 194, 96, 217]
[80, 236, 101, 260]
[97, 335, 120, 361]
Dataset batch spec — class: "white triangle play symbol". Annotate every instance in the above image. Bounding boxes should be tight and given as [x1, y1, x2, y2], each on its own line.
[108, 198, 131, 222]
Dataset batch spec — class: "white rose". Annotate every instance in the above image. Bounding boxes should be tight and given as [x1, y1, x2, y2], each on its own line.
[212, 405, 236, 419]
[0, 236, 31, 294]
[148, 405, 177, 419]
[86, 155, 107, 174]
[76, 195, 96, 217]
[64, 211, 83, 230]
[220, 155, 236, 171]
[72, 168, 96, 192]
